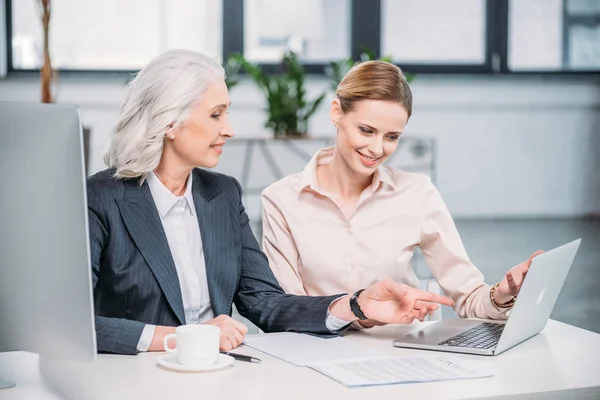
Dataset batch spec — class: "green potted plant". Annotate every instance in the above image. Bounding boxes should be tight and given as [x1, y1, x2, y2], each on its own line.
[227, 52, 326, 138]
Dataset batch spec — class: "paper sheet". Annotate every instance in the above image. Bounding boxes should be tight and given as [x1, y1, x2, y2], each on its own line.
[308, 355, 495, 387]
[243, 333, 385, 366]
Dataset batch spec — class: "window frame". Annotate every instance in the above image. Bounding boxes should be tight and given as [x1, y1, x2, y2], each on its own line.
[559, 0, 600, 71]
[4, 0, 600, 76]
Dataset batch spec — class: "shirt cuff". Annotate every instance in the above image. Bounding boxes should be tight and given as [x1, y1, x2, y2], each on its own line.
[136, 324, 156, 352]
[325, 296, 354, 332]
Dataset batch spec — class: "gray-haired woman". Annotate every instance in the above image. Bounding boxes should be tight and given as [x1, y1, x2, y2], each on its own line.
[89, 49, 453, 355]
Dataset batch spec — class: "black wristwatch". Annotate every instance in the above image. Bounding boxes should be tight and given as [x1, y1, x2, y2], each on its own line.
[349, 289, 368, 320]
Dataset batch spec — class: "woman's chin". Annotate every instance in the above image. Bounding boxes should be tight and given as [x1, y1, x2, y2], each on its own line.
[349, 165, 376, 179]
[190, 154, 220, 169]
[195, 161, 218, 169]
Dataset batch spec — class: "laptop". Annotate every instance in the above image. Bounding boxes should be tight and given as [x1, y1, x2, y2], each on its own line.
[393, 239, 581, 356]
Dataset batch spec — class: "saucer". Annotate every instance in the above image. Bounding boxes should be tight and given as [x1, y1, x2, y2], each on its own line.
[157, 353, 235, 372]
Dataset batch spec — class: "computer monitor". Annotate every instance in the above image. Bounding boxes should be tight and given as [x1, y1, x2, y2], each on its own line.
[0, 102, 97, 389]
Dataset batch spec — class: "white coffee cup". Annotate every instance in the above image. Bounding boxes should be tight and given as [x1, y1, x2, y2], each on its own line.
[163, 325, 220, 366]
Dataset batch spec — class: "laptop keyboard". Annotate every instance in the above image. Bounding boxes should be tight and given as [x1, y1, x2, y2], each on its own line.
[438, 322, 505, 349]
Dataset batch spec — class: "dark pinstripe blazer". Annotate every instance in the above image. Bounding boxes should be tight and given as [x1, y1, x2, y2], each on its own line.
[87, 168, 342, 355]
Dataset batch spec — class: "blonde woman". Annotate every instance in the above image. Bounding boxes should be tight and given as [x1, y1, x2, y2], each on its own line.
[262, 61, 542, 328]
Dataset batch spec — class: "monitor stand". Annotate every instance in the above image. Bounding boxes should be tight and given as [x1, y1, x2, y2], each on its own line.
[0, 379, 16, 389]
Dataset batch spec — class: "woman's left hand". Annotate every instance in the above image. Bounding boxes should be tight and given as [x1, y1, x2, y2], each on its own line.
[495, 250, 545, 304]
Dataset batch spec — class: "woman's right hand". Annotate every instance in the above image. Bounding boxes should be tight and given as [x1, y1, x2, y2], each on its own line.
[203, 314, 248, 351]
[330, 279, 454, 326]
[357, 299, 441, 327]
[358, 279, 453, 325]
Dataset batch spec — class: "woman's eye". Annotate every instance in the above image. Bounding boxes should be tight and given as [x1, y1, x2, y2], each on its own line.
[359, 127, 373, 135]
[387, 135, 400, 141]
[212, 110, 229, 119]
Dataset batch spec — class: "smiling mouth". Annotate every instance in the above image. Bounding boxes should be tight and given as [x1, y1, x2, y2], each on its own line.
[357, 151, 382, 162]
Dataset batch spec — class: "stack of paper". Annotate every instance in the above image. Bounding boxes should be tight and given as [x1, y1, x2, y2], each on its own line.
[244, 333, 494, 387]
[308, 355, 495, 387]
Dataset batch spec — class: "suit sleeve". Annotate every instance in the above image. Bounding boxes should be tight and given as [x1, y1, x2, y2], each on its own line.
[229, 177, 344, 334]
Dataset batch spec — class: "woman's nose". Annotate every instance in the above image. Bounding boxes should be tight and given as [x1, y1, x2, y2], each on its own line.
[220, 127, 234, 138]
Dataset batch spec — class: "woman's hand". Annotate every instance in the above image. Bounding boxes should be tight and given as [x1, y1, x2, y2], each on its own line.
[494, 250, 545, 304]
[203, 315, 249, 351]
[331, 278, 454, 326]
[358, 279, 454, 324]
[147, 315, 249, 352]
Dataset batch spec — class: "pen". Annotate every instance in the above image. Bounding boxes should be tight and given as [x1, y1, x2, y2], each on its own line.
[221, 352, 262, 363]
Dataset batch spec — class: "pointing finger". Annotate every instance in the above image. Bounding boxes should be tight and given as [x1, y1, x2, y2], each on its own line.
[413, 290, 454, 307]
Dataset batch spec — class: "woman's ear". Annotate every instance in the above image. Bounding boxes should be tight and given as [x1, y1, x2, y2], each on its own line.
[330, 98, 343, 128]
[165, 122, 176, 139]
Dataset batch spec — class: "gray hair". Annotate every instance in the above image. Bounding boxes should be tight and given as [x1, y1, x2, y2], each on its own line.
[104, 49, 225, 180]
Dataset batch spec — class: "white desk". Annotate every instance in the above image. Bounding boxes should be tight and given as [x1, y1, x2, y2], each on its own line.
[1, 320, 599, 400]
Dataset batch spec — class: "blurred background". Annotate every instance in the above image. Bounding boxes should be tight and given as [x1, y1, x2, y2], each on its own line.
[0, 0, 598, 332]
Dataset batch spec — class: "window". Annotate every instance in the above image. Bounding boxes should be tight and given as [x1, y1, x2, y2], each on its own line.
[243, 0, 350, 63]
[508, 0, 600, 71]
[5, 0, 600, 74]
[10, 0, 222, 70]
[381, 0, 487, 65]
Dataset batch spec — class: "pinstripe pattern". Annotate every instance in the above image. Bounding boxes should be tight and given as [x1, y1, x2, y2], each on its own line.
[88, 168, 343, 355]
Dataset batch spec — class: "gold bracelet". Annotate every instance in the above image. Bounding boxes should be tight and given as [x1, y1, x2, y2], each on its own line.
[490, 283, 516, 309]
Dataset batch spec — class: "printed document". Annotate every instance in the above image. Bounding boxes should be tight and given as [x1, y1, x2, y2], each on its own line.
[308, 355, 494, 387]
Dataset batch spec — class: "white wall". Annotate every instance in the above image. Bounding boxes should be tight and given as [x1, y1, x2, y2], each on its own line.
[1, 74, 599, 218]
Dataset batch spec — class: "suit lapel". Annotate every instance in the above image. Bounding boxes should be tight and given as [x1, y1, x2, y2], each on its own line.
[192, 170, 238, 316]
[116, 179, 186, 325]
